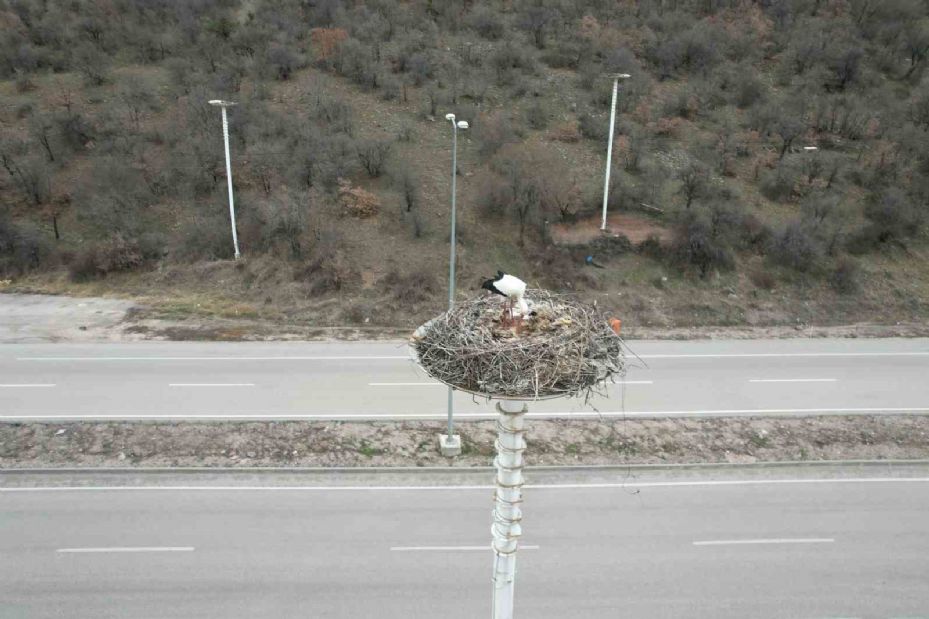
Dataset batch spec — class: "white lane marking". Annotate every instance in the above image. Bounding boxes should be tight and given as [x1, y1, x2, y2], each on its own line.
[693, 538, 834, 546]
[168, 383, 255, 387]
[749, 378, 837, 383]
[17, 352, 929, 361]
[0, 384, 56, 388]
[4, 478, 929, 493]
[18, 356, 408, 361]
[639, 352, 929, 358]
[369, 382, 441, 386]
[391, 545, 539, 551]
[56, 547, 194, 553]
[4, 407, 929, 421]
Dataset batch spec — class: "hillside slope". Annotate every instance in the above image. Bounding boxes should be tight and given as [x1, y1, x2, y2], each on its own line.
[1, 0, 928, 332]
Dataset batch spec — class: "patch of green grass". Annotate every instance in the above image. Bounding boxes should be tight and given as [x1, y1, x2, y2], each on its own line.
[357, 439, 384, 458]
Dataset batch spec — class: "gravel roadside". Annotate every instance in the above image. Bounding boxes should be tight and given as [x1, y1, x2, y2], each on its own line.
[2, 415, 928, 469]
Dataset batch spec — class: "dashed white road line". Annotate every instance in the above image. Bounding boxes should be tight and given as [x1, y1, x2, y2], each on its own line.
[0, 384, 55, 388]
[56, 547, 194, 553]
[693, 538, 834, 546]
[18, 356, 408, 362]
[748, 378, 838, 383]
[168, 383, 255, 388]
[639, 352, 929, 358]
[369, 382, 441, 386]
[391, 545, 539, 552]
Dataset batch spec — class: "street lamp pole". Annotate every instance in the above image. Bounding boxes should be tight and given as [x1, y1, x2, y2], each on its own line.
[440, 113, 469, 457]
[600, 73, 631, 231]
[209, 99, 241, 260]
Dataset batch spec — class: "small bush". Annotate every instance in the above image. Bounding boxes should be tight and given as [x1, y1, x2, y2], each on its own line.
[172, 215, 235, 262]
[863, 188, 922, 242]
[637, 234, 664, 261]
[381, 268, 438, 305]
[356, 139, 392, 178]
[578, 112, 607, 140]
[735, 213, 772, 250]
[467, 6, 504, 40]
[759, 164, 799, 202]
[671, 211, 734, 278]
[768, 221, 823, 272]
[829, 257, 860, 294]
[750, 269, 777, 290]
[475, 112, 516, 157]
[296, 247, 357, 295]
[69, 234, 148, 281]
[526, 102, 549, 130]
[0, 213, 50, 276]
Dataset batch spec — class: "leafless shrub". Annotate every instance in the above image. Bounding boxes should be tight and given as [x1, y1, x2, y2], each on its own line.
[356, 139, 392, 177]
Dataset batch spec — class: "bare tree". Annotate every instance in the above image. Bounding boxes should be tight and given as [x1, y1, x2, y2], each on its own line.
[357, 139, 392, 177]
[676, 162, 709, 209]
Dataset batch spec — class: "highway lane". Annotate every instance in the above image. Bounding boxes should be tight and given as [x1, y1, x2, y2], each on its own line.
[1, 339, 928, 420]
[1, 467, 928, 618]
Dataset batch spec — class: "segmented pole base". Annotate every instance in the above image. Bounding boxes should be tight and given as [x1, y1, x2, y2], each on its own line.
[491, 399, 527, 619]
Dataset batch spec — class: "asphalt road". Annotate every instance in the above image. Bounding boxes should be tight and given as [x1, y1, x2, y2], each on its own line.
[1, 339, 928, 421]
[2, 466, 928, 618]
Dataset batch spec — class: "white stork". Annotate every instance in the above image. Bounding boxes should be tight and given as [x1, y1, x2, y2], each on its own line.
[482, 271, 529, 324]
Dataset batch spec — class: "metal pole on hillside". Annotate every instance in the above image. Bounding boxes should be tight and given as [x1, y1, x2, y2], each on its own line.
[209, 99, 241, 260]
[600, 73, 631, 231]
[491, 398, 528, 619]
[439, 113, 469, 457]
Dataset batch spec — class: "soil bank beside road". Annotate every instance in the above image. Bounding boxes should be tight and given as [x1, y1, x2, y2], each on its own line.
[2, 415, 928, 469]
[4, 292, 929, 342]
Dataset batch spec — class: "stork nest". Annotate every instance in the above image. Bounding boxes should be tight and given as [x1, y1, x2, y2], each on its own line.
[411, 289, 626, 400]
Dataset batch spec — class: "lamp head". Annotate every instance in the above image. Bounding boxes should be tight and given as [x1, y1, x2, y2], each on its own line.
[445, 113, 455, 121]
[457, 120, 469, 129]
[208, 99, 237, 107]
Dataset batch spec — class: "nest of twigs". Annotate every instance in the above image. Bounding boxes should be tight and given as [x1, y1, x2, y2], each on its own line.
[411, 289, 626, 400]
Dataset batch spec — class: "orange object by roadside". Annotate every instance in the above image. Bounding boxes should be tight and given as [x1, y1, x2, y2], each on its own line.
[609, 317, 622, 335]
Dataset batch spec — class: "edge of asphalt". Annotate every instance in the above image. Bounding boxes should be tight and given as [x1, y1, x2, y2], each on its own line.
[3, 458, 929, 475]
[5, 460, 929, 489]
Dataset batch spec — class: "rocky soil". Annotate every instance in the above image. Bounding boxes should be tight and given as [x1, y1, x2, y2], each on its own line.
[2, 415, 928, 468]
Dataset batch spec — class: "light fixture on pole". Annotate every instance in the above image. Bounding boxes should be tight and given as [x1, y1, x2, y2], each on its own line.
[599, 73, 631, 231]
[439, 113, 469, 457]
[208, 99, 241, 260]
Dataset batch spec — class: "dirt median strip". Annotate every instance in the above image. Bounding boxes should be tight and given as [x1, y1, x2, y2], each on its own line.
[2, 415, 929, 469]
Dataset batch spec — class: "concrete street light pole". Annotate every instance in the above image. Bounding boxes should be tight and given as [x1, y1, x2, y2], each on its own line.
[209, 99, 241, 260]
[600, 73, 631, 231]
[491, 398, 528, 619]
[439, 113, 469, 457]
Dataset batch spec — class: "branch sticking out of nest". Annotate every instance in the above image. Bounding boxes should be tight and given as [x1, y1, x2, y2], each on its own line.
[411, 289, 626, 400]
